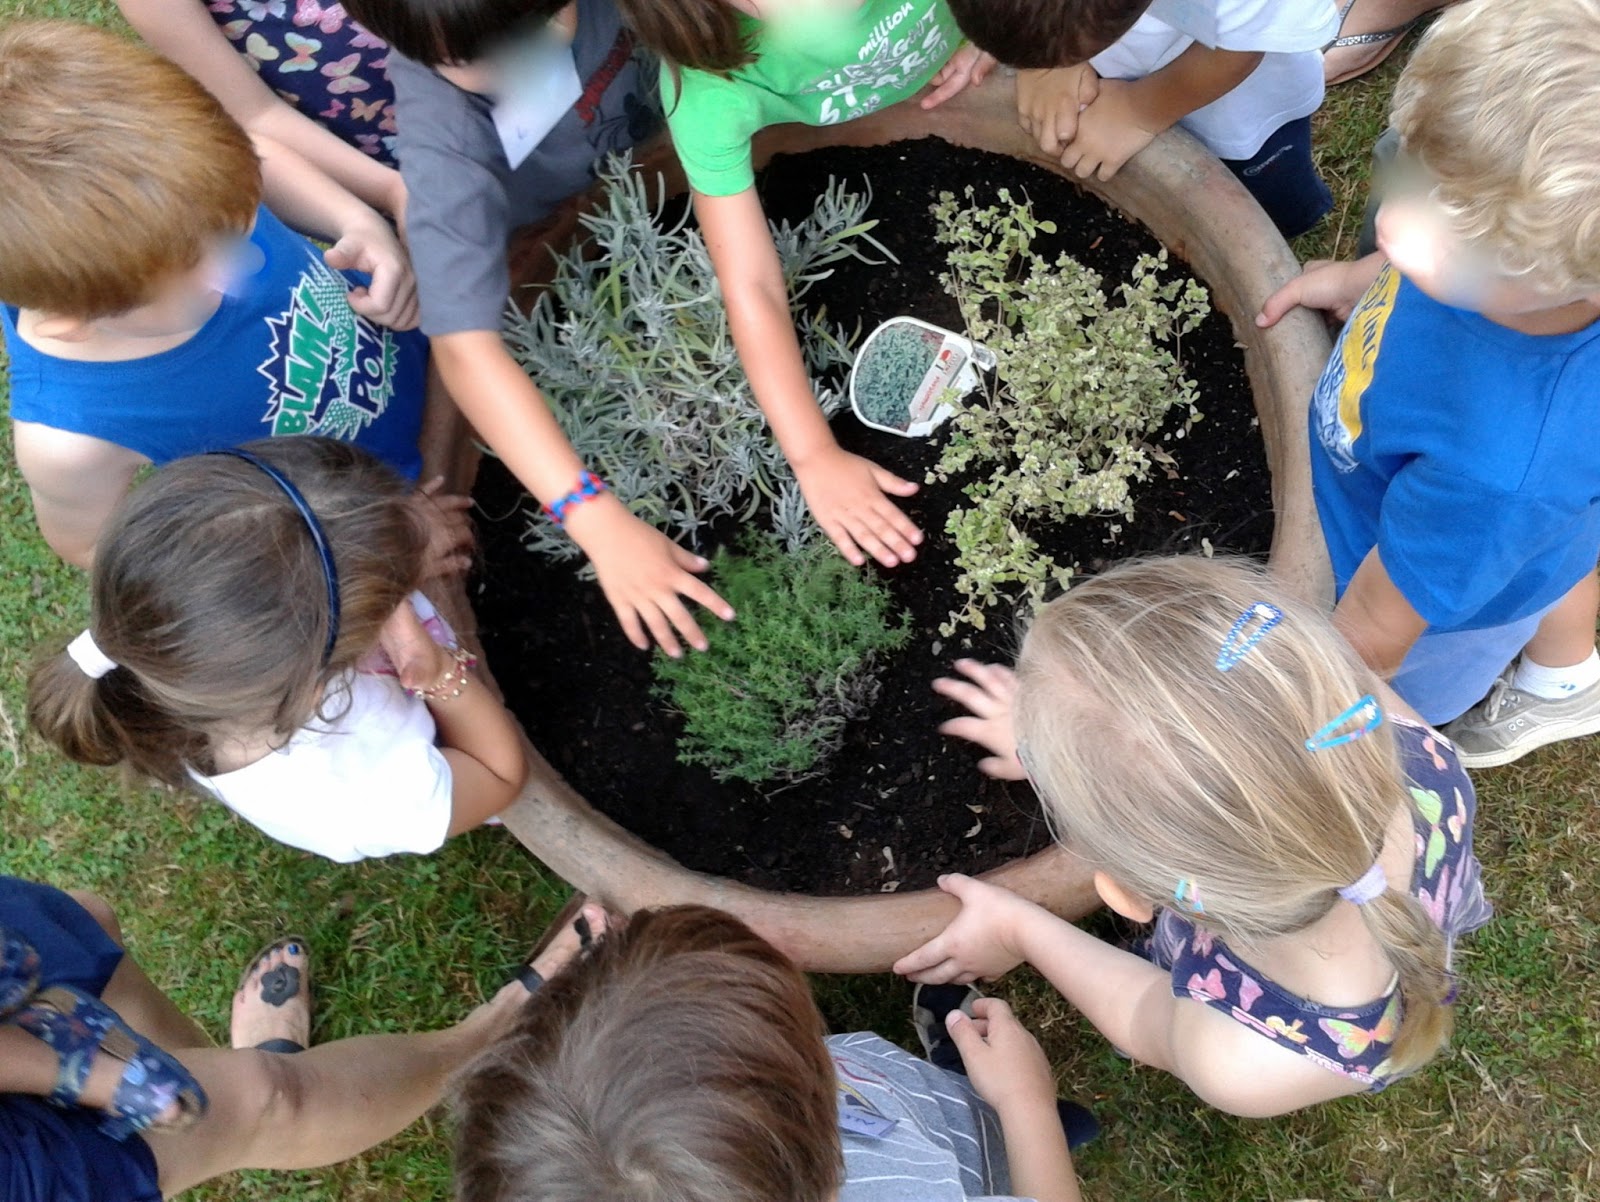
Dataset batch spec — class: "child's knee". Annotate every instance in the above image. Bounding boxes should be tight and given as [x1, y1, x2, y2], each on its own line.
[66, 889, 123, 946]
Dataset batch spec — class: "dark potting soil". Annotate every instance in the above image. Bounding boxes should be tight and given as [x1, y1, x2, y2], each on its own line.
[472, 137, 1273, 896]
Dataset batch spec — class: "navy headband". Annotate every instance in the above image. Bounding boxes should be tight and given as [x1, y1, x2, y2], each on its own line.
[209, 449, 341, 665]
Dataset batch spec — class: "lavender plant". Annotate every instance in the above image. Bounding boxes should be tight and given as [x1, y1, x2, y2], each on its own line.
[501, 157, 888, 559]
[931, 187, 1211, 632]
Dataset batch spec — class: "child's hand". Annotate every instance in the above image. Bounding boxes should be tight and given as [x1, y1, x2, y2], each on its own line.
[1017, 65, 1102, 157]
[921, 44, 999, 109]
[893, 874, 1041, 983]
[567, 496, 736, 658]
[793, 444, 922, 568]
[944, 998, 1059, 1117]
[410, 476, 474, 579]
[1059, 79, 1161, 181]
[378, 597, 452, 691]
[1256, 254, 1386, 328]
[933, 659, 1027, 780]
[324, 214, 420, 331]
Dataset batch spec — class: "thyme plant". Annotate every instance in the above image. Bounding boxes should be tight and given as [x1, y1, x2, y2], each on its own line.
[931, 187, 1211, 632]
[653, 535, 910, 785]
[502, 157, 888, 558]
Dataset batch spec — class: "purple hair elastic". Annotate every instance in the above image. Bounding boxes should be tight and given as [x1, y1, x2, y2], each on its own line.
[1337, 862, 1388, 905]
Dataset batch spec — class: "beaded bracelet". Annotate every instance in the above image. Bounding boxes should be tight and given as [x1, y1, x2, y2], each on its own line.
[408, 645, 479, 702]
[544, 470, 608, 525]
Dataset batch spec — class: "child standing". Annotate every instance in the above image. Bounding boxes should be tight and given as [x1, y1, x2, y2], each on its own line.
[1257, 0, 1600, 760]
[614, 0, 992, 574]
[897, 556, 1491, 1116]
[334, 0, 727, 659]
[453, 904, 1084, 1202]
[949, 0, 1338, 237]
[27, 438, 526, 864]
[0, 20, 429, 568]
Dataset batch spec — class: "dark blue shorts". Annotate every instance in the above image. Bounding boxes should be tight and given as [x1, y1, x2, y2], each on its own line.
[0, 877, 162, 1202]
[1223, 115, 1333, 240]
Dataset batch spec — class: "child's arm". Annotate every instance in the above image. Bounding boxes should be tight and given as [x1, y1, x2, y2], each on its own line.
[896, 875, 1363, 1116]
[695, 188, 923, 569]
[943, 997, 1081, 1202]
[429, 331, 735, 657]
[11, 424, 145, 568]
[380, 600, 526, 829]
[1014, 64, 1102, 157]
[1060, 45, 1264, 180]
[252, 134, 419, 331]
[1256, 253, 1388, 328]
[1332, 547, 1428, 679]
[114, 0, 406, 225]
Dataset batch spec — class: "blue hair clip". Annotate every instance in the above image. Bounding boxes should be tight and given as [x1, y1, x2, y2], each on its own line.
[209, 449, 341, 665]
[1304, 694, 1384, 752]
[1173, 878, 1204, 913]
[1215, 602, 1284, 672]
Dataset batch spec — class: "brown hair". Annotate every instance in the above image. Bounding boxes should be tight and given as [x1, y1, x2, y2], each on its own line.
[1014, 556, 1455, 1078]
[612, 0, 754, 74]
[0, 20, 261, 320]
[453, 905, 842, 1202]
[27, 437, 427, 787]
[341, 0, 568, 67]
[1391, 0, 1600, 295]
[947, 0, 1147, 68]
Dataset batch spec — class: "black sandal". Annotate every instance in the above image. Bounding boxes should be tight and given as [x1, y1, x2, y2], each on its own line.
[236, 936, 312, 1054]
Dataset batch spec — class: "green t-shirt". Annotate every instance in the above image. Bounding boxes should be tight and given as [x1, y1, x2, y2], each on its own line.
[664, 0, 962, 196]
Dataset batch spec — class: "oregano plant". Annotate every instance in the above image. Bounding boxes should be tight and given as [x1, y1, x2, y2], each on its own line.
[931, 186, 1210, 632]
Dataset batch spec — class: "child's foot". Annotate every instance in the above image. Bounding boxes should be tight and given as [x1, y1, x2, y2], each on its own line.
[1443, 675, 1600, 768]
[231, 939, 312, 1052]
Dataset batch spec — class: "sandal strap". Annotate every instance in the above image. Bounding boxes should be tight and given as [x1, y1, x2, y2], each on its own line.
[12, 985, 208, 1141]
[0, 929, 42, 1020]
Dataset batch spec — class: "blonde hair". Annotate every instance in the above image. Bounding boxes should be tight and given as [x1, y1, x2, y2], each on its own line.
[0, 20, 261, 319]
[1014, 556, 1453, 1077]
[1392, 0, 1600, 295]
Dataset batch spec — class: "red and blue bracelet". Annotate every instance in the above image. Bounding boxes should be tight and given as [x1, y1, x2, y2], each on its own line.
[543, 470, 609, 525]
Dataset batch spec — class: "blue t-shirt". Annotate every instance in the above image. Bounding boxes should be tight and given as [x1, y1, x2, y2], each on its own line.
[1310, 264, 1600, 631]
[2, 206, 427, 479]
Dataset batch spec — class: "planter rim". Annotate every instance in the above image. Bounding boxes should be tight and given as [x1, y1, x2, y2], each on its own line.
[457, 81, 1333, 973]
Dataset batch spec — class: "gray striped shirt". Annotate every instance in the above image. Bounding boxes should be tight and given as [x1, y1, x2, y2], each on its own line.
[830, 1033, 1032, 1202]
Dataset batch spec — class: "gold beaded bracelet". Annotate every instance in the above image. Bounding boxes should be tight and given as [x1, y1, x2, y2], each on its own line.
[409, 645, 479, 702]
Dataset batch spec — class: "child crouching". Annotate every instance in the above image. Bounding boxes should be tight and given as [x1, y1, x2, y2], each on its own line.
[452, 905, 1083, 1202]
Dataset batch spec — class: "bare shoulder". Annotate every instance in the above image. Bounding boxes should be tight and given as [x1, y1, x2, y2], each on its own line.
[11, 421, 145, 489]
[1168, 997, 1365, 1118]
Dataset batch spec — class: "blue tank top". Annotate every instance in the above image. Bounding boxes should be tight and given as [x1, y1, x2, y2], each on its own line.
[3, 206, 427, 479]
[1136, 718, 1493, 1090]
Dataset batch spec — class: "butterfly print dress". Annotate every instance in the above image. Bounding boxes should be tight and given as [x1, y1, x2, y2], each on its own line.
[1135, 716, 1493, 1089]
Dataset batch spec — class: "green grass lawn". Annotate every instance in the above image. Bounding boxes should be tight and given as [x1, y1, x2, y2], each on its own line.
[2, 10, 1597, 1200]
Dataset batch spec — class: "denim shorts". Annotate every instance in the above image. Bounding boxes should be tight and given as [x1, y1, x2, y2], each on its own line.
[1390, 610, 1546, 725]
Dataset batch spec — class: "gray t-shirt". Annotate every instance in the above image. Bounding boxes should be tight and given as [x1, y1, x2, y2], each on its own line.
[389, 0, 660, 336]
[829, 1033, 1032, 1202]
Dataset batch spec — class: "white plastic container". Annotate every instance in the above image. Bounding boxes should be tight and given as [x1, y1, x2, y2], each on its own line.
[849, 316, 995, 438]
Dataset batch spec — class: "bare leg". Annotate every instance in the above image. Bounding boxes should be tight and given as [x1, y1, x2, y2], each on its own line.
[1521, 572, 1600, 669]
[67, 890, 213, 1051]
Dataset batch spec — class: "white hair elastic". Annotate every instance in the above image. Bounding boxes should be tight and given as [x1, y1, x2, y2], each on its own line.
[66, 630, 119, 679]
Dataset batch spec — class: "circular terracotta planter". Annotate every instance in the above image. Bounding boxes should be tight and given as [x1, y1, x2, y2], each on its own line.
[439, 80, 1333, 973]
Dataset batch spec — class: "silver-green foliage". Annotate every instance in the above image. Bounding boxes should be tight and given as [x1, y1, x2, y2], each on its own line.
[853, 324, 941, 428]
[503, 157, 887, 559]
[931, 187, 1210, 632]
[653, 534, 911, 785]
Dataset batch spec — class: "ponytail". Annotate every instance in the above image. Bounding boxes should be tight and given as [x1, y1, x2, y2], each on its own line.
[1356, 886, 1455, 1076]
[28, 646, 210, 787]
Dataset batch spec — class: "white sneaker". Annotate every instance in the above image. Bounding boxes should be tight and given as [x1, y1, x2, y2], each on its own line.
[1443, 673, 1600, 768]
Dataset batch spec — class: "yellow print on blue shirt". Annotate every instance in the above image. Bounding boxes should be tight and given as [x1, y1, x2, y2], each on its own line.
[1312, 264, 1400, 473]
